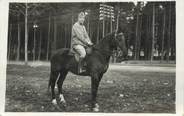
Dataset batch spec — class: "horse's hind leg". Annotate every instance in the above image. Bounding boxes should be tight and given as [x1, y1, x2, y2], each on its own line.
[50, 71, 60, 105]
[57, 70, 68, 104]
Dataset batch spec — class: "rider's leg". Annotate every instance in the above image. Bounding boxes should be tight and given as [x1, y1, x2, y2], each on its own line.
[73, 45, 86, 73]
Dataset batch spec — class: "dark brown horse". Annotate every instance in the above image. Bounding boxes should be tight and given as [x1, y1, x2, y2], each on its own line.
[48, 31, 128, 111]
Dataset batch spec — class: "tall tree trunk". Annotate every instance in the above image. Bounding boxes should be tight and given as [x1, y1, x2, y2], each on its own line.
[149, 15, 152, 60]
[170, 18, 174, 59]
[46, 14, 51, 61]
[110, 16, 112, 33]
[137, 14, 142, 60]
[170, 9, 175, 60]
[166, 3, 171, 62]
[8, 24, 12, 61]
[102, 18, 105, 38]
[67, 24, 70, 48]
[70, 13, 74, 48]
[113, 10, 120, 63]
[161, 9, 166, 62]
[53, 17, 57, 51]
[147, 15, 151, 60]
[151, 3, 155, 61]
[65, 25, 67, 48]
[134, 13, 139, 60]
[33, 23, 36, 61]
[38, 29, 42, 60]
[13, 45, 16, 60]
[145, 15, 149, 60]
[97, 21, 99, 44]
[116, 10, 120, 31]
[25, 3, 28, 65]
[64, 24, 67, 48]
[16, 21, 21, 61]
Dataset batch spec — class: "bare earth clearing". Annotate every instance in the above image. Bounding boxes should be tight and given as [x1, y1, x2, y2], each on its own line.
[5, 63, 175, 113]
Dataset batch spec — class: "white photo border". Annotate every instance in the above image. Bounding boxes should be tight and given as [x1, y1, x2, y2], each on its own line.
[0, 0, 183, 116]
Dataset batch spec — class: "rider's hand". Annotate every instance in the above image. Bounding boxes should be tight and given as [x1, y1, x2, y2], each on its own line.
[87, 41, 93, 46]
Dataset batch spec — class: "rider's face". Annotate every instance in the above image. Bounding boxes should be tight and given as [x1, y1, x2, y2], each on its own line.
[78, 17, 85, 24]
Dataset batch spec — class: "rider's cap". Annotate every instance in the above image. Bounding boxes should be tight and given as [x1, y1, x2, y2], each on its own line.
[78, 12, 85, 18]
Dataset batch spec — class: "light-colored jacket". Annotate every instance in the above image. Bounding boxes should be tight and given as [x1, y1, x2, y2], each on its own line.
[71, 22, 91, 48]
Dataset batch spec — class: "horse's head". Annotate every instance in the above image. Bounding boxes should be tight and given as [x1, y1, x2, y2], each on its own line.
[95, 31, 128, 59]
[111, 32, 128, 59]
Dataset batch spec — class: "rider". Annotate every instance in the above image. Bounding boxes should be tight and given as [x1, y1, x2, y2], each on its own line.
[71, 12, 93, 73]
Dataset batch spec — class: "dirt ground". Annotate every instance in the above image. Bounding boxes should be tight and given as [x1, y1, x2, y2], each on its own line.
[5, 64, 175, 113]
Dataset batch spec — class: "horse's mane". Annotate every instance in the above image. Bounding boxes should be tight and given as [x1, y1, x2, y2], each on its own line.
[98, 31, 116, 43]
[93, 31, 116, 51]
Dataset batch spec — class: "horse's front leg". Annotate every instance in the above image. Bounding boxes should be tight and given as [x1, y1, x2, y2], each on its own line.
[91, 73, 103, 112]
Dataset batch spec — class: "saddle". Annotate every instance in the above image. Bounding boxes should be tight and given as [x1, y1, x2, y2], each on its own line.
[68, 46, 93, 62]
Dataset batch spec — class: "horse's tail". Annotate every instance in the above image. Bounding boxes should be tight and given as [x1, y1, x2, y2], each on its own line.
[47, 72, 51, 93]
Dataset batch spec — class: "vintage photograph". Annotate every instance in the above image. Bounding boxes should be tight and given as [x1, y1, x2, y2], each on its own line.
[5, 1, 176, 113]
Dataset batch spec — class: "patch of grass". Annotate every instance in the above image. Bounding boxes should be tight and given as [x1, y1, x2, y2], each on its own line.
[5, 64, 175, 113]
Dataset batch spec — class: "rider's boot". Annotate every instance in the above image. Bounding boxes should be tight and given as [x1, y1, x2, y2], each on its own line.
[78, 57, 86, 74]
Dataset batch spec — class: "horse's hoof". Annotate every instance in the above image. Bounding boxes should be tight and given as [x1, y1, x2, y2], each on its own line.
[52, 99, 57, 105]
[59, 94, 66, 105]
[60, 99, 66, 104]
[60, 100, 67, 107]
[92, 103, 99, 112]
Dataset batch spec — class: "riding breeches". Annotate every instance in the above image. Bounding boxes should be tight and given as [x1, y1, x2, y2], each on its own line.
[73, 45, 86, 58]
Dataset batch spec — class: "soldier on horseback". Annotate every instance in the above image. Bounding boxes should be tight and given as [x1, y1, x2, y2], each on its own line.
[71, 12, 93, 73]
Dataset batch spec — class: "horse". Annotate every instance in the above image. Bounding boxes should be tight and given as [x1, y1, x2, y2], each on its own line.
[48, 31, 128, 112]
